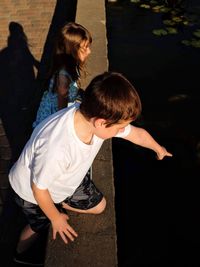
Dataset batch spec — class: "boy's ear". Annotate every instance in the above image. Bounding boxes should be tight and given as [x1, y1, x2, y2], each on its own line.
[94, 118, 106, 128]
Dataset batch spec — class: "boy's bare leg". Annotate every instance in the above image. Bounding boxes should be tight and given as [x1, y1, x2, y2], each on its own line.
[62, 197, 106, 215]
[16, 224, 39, 253]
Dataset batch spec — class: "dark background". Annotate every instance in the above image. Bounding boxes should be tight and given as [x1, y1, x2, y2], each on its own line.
[106, 0, 200, 266]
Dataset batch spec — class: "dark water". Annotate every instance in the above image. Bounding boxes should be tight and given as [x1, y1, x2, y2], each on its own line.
[106, 1, 200, 266]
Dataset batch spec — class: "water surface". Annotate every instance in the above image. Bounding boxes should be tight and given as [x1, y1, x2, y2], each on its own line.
[106, 1, 200, 265]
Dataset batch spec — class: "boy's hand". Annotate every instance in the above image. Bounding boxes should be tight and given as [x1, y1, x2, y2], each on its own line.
[156, 146, 173, 160]
[51, 213, 78, 244]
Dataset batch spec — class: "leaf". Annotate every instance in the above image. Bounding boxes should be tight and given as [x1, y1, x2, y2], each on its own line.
[181, 39, 200, 48]
[160, 7, 171, 13]
[152, 5, 163, 12]
[152, 29, 168, 36]
[150, 0, 158, 4]
[193, 29, 200, 38]
[166, 27, 178, 34]
[191, 39, 200, 48]
[183, 21, 189, 26]
[181, 40, 191, 46]
[172, 16, 183, 23]
[140, 4, 151, 9]
[130, 0, 140, 3]
[163, 19, 176, 26]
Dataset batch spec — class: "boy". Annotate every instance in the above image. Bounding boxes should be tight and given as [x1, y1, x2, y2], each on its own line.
[9, 71, 172, 263]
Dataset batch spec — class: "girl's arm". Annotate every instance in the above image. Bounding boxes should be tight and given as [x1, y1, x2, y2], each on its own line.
[56, 74, 71, 109]
[124, 125, 172, 160]
[31, 182, 78, 243]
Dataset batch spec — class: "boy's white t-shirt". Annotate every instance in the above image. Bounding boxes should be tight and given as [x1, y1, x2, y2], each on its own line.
[9, 103, 131, 204]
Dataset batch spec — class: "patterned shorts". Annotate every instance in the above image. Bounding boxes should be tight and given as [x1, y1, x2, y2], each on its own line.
[13, 170, 103, 233]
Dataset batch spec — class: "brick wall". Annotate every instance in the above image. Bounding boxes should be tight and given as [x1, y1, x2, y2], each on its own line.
[0, 0, 57, 213]
[0, 0, 56, 63]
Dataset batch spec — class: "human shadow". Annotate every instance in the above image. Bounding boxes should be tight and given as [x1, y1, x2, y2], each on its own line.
[0, 0, 78, 165]
[36, 0, 77, 99]
[0, 22, 40, 165]
[0, 1, 77, 266]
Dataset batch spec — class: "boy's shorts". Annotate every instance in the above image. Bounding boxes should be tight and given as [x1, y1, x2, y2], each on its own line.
[13, 171, 103, 233]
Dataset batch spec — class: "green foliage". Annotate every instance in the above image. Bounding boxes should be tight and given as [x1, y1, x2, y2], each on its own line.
[152, 27, 177, 36]
[130, 0, 140, 3]
[131, 0, 200, 48]
[152, 29, 168, 35]
[140, 4, 151, 9]
[163, 19, 176, 26]
[193, 29, 200, 38]
[181, 39, 200, 48]
[166, 27, 178, 34]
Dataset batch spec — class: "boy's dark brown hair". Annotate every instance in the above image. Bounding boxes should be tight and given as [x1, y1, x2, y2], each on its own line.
[80, 72, 142, 127]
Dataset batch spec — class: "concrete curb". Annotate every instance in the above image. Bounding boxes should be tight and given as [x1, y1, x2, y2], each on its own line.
[44, 1, 118, 266]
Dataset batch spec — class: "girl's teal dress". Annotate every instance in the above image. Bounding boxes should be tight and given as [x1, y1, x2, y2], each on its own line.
[33, 69, 78, 128]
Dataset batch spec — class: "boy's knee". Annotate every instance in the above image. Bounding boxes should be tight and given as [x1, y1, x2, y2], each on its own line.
[92, 197, 106, 214]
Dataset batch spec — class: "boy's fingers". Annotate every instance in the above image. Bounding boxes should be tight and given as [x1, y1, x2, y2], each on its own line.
[167, 152, 173, 157]
[63, 229, 75, 242]
[59, 226, 78, 243]
[59, 231, 68, 244]
[67, 225, 78, 237]
[53, 230, 57, 240]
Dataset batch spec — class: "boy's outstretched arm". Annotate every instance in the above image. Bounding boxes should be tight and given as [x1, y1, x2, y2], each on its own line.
[124, 125, 173, 160]
[31, 182, 78, 243]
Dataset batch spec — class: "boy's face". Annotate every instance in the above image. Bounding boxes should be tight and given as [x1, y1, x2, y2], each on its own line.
[93, 119, 132, 140]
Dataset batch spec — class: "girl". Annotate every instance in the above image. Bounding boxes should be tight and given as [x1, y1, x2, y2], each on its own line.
[33, 21, 92, 128]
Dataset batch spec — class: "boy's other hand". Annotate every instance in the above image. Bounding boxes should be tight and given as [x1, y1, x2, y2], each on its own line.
[51, 213, 78, 244]
[156, 146, 173, 160]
